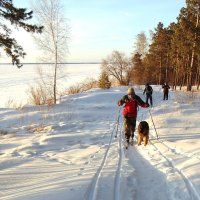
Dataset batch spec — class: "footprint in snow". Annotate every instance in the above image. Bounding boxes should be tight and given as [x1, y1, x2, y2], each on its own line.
[59, 122, 66, 127]
[11, 151, 20, 157]
[171, 149, 176, 153]
[84, 161, 90, 165]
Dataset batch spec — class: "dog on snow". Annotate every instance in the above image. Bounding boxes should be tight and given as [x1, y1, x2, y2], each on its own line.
[137, 121, 149, 146]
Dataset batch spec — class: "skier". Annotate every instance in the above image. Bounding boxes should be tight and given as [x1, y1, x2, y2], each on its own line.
[162, 83, 170, 100]
[118, 87, 149, 145]
[143, 83, 153, 107]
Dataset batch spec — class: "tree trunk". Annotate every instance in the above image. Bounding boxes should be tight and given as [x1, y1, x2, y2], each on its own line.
[165, 52, 169, 83]
[159, 56, 162, 85]
[197, 69, 200, 90]
[180, 73, 186, 90]
[53, 47, 58, 104]
[174, 70, 177, 90]
[187, 9, 199, 91]
[173, 66, 177, 90]
[173, 54, 179, 90]
[186, 55, 191, 91]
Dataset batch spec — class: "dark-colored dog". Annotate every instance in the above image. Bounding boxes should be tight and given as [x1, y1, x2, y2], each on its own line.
[138, 121, 149, 146]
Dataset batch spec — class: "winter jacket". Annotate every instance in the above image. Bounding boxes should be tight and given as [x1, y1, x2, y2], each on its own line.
[118, 95, 149, 117]
[143, 85, 153, 95]
[162, 84, 170, 93]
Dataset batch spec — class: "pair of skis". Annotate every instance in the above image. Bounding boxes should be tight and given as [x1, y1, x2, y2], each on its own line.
[125, 139, 134, 149]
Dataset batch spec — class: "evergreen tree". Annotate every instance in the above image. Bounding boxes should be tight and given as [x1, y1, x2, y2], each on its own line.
[0, 0, 43, 67]
[131, 52, 144, 84]
[183, 0, 200, 91]
[143, 53, 158, 84]
[169, 20, 190, 89]
[148, 22, 171, 85]
[131, 0, 200, 91]
[169, 1, 200, 90]
[99, 71, 111, 89]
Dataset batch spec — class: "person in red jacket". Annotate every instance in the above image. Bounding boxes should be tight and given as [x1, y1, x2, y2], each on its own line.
[118, 87, 149, 144]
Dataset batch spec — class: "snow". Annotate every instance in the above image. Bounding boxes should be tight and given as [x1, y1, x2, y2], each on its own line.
[0, 64, 100, 107]
[0, 82, 200, 199]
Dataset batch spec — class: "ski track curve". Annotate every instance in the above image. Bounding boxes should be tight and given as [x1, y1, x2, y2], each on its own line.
[84, 115, 123, 200]
[152, 137, 200, 161]
[149, 138, 200, 200]
[137, 104, 200, 200]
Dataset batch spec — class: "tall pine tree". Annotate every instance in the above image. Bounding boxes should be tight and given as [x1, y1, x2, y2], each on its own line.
[0, 0, 43, 67]
[99, 71, 111, 89]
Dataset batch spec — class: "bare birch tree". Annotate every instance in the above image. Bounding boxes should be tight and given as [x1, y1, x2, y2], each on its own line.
[133, 31, 148, 58]
[32, 0, 69, 104]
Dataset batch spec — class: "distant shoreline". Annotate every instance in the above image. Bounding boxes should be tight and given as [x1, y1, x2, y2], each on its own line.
[0, 62, 101, 65]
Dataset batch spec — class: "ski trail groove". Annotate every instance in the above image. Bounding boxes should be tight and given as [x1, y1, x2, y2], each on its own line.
[128, 145, 169, 200]
[152, 137, 200, 161]
[85, 117, 121, 200]
[149, 139, 200, 200]
[114, 121, 123, 200]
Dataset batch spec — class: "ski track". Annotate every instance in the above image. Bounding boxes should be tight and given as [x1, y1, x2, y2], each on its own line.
[149, 138, 200, 200]
[152, 138, 200, 161]
[127, 146, 169, 200]
[84, 122, 115, 200]
[84, 90, 200, 200]
[84, 114, 123, 200]
[122, 109, 200, 200]
[113, 121, 123, 200]
[1, 86, 200, 200]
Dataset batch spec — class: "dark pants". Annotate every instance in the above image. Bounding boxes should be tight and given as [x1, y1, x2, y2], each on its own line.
[124, 117, 136, 142]
[146, 94, 153, 106]
[163, 92, 169, 100]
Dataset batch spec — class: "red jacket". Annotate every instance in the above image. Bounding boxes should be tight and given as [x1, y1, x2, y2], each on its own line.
[118, 95, 149, 117]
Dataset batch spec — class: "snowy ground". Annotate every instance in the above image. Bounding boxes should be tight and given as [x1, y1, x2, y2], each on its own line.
[0, 86, 200, 200]
[0, 64, 100, 107]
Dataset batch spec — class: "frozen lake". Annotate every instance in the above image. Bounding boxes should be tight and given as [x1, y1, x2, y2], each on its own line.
[0, 63, 100, 107]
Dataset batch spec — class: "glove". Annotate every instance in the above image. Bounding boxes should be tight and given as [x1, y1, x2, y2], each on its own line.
[144, 103, 149, 108]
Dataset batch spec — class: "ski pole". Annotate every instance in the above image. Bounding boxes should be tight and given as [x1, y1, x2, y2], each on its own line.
[148, 109, 159, 140]
[115, 107, 121, 138]
[140, 113, 144, 122]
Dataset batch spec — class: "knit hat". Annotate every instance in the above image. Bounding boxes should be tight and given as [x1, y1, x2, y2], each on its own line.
[127, 87, 135, 95]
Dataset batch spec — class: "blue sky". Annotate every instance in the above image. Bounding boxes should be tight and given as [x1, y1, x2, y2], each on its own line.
[7, 0, 186, 62]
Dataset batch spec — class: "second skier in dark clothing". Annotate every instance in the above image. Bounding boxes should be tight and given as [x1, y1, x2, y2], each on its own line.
[162, 83, 170, 100]
[143, 83, 153, 107]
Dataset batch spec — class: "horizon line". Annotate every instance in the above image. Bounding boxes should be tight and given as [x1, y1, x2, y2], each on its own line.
[0, 62, 102, 65]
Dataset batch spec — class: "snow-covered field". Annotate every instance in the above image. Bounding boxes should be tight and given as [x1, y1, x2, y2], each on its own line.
[0, 64, 100, 108]
[0, 85, 200, 200]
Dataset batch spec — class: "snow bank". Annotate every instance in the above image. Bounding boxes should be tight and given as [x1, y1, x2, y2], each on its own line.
[0, 86, 200, 200]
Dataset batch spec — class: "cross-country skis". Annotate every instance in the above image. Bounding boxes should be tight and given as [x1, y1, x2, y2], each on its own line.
[125, 139, 134, 149]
